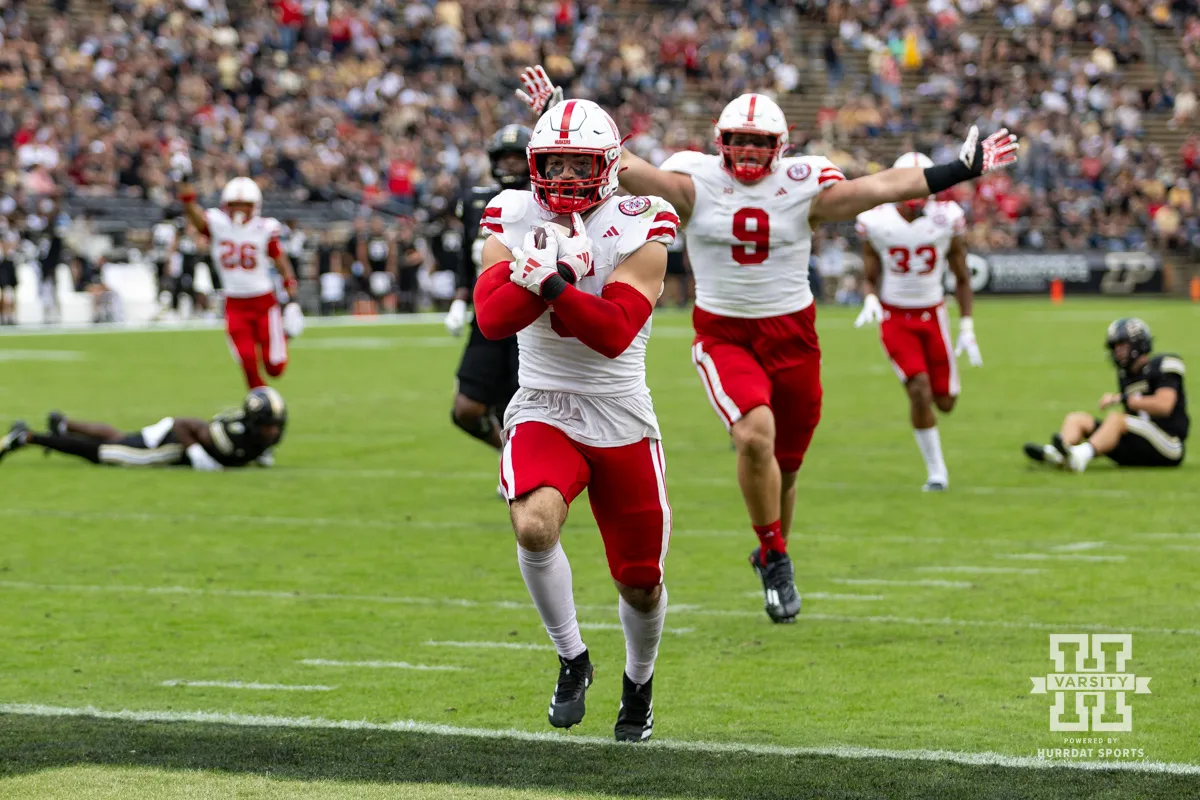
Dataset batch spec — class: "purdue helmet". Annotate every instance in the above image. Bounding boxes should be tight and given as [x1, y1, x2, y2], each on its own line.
[1105, 318, 1152, 369]
[487, 125, 533, 189]
[243, 386, 287, 444]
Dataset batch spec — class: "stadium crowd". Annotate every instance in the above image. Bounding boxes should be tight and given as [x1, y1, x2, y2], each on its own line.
[0, 0, 1197, 320]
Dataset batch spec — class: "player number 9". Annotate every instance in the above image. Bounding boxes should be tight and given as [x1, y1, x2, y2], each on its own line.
[732, 208, 770, 266]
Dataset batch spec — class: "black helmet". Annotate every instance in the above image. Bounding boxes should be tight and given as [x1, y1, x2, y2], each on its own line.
[243, 386, 287, 443]
[487, 125, 532, 189]
[1105, 317, 1152, 369]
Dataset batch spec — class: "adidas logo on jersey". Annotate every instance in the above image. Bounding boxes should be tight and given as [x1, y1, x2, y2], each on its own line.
[775, 187, 787, 196]
[602, 226, 620, 238]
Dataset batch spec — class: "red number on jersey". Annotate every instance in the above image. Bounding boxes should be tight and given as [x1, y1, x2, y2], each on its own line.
[887, 245, 937, 275]
[219, 241, 258, 270]
[731, 208, 770, 265]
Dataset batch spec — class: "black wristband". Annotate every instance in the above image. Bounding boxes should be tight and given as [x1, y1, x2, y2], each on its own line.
[541, 274, 569, 301]
[922, 161, 974, 195]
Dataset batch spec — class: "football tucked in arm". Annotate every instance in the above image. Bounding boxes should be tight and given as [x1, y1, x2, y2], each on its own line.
[532, 226, 578, 285]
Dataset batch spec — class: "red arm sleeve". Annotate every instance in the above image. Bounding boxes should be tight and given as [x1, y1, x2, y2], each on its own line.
[549, 282, 653, 359]
[473, 260, 547, 339]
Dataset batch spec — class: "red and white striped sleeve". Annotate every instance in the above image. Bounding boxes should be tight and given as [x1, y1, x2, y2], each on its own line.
[479, 189, 529, 254]
[615, 197, 679, 263]
[816, 158, 846, 190]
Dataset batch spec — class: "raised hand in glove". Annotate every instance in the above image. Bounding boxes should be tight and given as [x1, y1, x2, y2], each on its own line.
[515, 65, 563, 116]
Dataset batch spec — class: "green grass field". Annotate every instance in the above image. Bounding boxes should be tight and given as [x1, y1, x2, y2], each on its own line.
[1, 299, 1198, 799]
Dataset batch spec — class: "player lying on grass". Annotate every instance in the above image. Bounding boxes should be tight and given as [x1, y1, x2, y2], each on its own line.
[0, 387, 287, 471]
[1024, 318, 1188, 472]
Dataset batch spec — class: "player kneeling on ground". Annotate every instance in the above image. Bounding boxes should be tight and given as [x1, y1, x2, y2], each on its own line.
[1024, 318, 1187, 472]
[473, 98, 676, 742]
[0, 387, 287, 471]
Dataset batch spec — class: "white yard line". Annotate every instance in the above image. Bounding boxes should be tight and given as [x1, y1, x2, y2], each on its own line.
[1, 703, 1196, 776]
[997, 554, 1127, 563]
[832, 579, 972, 589]
[917, 566, 1045, 575]
[743, 591, 886, 601]
[1049, 542, 1108, 552]
[423, 640, 554, 652]
[0, 313, 448, 337]
[160, 680, 335, 692]
[298, 659, 463, 671]
[577, 622, 694, 635]
[4, 579, 1197, 636]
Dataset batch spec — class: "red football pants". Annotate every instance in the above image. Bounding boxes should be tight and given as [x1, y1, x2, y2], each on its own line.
[226, 293, 287, 389]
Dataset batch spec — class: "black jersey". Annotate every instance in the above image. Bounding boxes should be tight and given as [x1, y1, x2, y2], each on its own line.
[205, 408, 271, 467]
[455, 185, 503, 296]
[1119, 354, 1188, 439]
[365, 235, 391, 272]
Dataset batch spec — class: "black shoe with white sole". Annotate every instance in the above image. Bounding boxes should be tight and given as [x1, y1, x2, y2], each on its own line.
[614, 672, 654, 742]
[922, 480, 947, 492]
[0, 421, 30, 463]
[749, 547, 802, 623]
[1024, 442, 1047, 462]
[548, 649, 593, 729]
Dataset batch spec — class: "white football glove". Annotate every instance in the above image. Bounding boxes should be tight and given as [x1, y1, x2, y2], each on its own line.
[445, 297, 469, 336]
[549, 213, 592, 284]
[282, 301, 305, 338]
[515, 65, 563, 116]
[958, 126, 1019, 177]
[168, 150, 193, 182]
[955, 317, 983, 366]
[510, 227, 561, 295]
[854, 293, 884, 328]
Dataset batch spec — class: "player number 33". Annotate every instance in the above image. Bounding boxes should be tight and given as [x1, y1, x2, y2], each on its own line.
[888, 245, 936, 275]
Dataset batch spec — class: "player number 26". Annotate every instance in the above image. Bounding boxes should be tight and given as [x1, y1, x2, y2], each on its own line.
[887, 245, 936, 275]
[732, 208, 770, 265]
[219, 241, 258, 270]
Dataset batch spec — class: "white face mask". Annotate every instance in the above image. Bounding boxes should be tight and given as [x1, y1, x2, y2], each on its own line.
[231, 210, 247, 225]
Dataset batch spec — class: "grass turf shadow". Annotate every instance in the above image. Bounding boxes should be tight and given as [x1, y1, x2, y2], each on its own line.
[0, 714, 1192, 800]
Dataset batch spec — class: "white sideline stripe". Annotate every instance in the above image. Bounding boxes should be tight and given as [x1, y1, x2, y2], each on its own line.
[0, 349, 85, 361]
[298, 659, 463, 671]
[997, 554, 1127, 563]
[832, 579, 972, 589]
[918, 567, 1045, 575]
[0, 313, 448, 337]
[5, 580, 1198, 636]
[2, 704, 1197, 776]
[0, 508, 481, 532]
[160, 680, 335, 691]
[1049, 542, 1107, 552]
[424, 640, 553, 652]
[578, 622, 694, 635]
[743, 591, 886, 602]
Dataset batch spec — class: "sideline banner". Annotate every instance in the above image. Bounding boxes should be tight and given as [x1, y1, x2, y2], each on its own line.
[946, 252, 1164, 295]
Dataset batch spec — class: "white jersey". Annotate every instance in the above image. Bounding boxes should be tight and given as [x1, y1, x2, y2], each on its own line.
[484, 190, 678, 446]
[855, 201, 965, 308]
[659, 151, 845, 319]
[203, 208, 283, 298]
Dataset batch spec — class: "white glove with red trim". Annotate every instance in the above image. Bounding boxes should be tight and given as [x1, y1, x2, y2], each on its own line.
[854, 293, 884, 328]
[510, 227, 561, 295]
[515, 65, 563, 116]
[955, 317, 983, 366]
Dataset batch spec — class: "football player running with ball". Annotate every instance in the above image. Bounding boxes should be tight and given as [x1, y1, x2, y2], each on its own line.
[517, 66, 1018, 624]
[473, 98, 677, 742]
[854, 152, 980, 492]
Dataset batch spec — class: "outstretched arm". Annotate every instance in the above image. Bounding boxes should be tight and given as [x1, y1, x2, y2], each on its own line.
[811, 127, 1019, 225]
[617, 149, 697, 224]
[177, 181, 209, 236]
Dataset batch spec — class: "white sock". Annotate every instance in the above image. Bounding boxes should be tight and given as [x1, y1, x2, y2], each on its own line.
[619, 586, 667, 685]
[1042, 444, 1064, 465]
[517, 543, 586, 659]
[1071, 442, 1096, 470]
[914, 426, 948, 484]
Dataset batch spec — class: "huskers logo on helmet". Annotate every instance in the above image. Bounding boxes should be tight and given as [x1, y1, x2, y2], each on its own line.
[715, 93, 789, 184]
[528, 99, 623, 215]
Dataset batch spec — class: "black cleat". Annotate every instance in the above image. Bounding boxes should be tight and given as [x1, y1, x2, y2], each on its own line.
[922, 480, 948, 492]
[1051, 433, 1069, 458]
[47, 411, 67, 437]
[548, 649, 593, 729]
[0, 421, 30, 463]
[750, 547, 802, 623]
[614, 672, 654, 742]
[1024, 442, 1047, 462]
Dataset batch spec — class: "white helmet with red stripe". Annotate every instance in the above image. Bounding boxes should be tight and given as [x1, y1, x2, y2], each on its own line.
[714, 93, 789, 184]
[893, 152, 935, 212]
[221, 177, 262, 223]
[527, 98, 622, 215]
